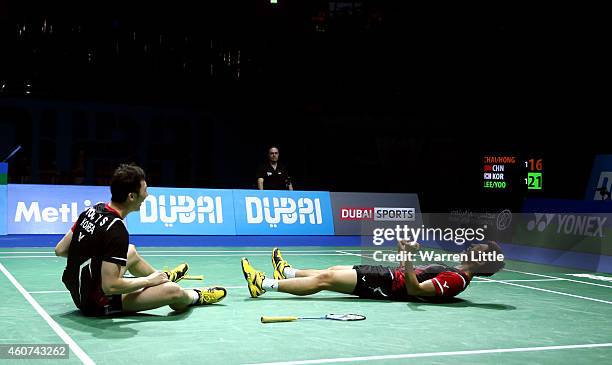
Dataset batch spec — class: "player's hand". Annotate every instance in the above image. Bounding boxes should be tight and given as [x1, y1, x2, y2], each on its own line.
[146, 271, 169, 287]
[398, 240, 420, 252]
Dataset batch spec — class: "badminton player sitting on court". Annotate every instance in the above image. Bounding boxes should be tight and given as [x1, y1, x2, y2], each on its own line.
[241, 240, 504, 301]
[54, 164, 226, 316]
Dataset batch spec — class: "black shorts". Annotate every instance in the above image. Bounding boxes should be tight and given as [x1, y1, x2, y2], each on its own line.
[352, 265, 395, 300]
[63, 270, 123, 317]
[79, 288, 123, 317]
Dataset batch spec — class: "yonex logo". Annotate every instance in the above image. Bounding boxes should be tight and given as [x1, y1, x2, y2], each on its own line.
[527, 213, 606, 237]
[140, 195, 224, 228]
[245, 197, 323, 228]
[526, 213, 555, 232]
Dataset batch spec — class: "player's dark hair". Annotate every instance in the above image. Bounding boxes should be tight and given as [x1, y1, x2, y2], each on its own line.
[110, 164, 145, 203]
[473, 241, 505, 277]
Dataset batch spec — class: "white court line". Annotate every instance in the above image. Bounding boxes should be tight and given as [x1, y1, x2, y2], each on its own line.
[478, 277, 612, 305]
[0, 249, 367, 254]
[566, 273, 612, 282]
[0, 251, 56, 254]
[0, 256, 58, 258]
[29, 286, 358, 297]
[28, 286, 249, 294]
[30, 287, 351, 298]
[472, 279, 564, 283]
[0, 263, 95, 365]
[336, 251, 563, 283]
[0, 253, 351, 259]
[335, 250, 367, 258]
[503, 269, 612, 289]
[338, 249, 612, 288]
[142, 253, 349, 257]
[139, 249, 367, 253]
[29, 286, 248, 293]
[336, 250, 612, 305]
[244, 343, 612, 365]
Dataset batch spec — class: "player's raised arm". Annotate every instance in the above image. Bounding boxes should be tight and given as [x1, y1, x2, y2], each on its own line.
[398, 240, 437, 296]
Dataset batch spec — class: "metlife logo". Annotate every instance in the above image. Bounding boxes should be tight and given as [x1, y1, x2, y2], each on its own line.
[15, 200, 92, 223]
[126, 188, 236, 235]
[8, 185, 108, 234]
[233, 190, 334, 235]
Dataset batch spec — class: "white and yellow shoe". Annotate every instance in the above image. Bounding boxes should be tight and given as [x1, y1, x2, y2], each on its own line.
[193, 287, 227, 305]
[164, 263, 189, 283]
[241, 258, 266, 298]
[272, 248, 291, 280]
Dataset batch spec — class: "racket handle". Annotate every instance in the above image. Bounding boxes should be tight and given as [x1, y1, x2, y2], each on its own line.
[261, 316, 299, 323]
[183, 275, 204, 280]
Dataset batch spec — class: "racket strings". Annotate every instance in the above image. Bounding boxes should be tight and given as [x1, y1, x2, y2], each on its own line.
[326, 313, 366, 321]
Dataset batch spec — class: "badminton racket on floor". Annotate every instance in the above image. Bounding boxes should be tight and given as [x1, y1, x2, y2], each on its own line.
[182, 275, 204, 280]
[261, 313, 365, 323]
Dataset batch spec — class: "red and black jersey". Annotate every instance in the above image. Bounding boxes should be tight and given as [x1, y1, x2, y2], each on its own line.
[390, 263, 470, 299]
[62, 203, 128, 309]
[352, 263, 470, 301]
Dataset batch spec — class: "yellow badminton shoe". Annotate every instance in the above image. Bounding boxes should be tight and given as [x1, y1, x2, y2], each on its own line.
[272, 248, 292, 280]
[193, 287, 227, 305]
[164, 263, 189, 283]
[241, 258, 266, 298]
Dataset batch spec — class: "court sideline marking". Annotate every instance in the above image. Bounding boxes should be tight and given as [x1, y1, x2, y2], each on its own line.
[336, 250, 612, 305]
[244, 342, 612, 365]
[503, 268, 612, 289]
[27, 287, 247, 294]
[0, 249, 368, 254]
[472, 279, 563, 283]
[0, 263, 95, 365]
[2, 248, 609, 293]
[477, 276, 612, 305]
[0, 253, 352, 259]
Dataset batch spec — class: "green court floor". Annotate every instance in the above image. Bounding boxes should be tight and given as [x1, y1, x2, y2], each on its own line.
[1, 246, 611, 364]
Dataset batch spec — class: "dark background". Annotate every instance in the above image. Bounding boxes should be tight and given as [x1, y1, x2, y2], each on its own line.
[0, 1, 608, 211]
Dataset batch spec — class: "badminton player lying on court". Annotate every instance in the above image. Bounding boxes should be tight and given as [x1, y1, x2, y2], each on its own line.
[54, 164, 226, 316]
[241, 240, 504, 301]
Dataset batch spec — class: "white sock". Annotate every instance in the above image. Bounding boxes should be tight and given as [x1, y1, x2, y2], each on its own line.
[262, 278, 279, 291]
[191, 289, 200, 305]
[284, 267, 298, 278]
